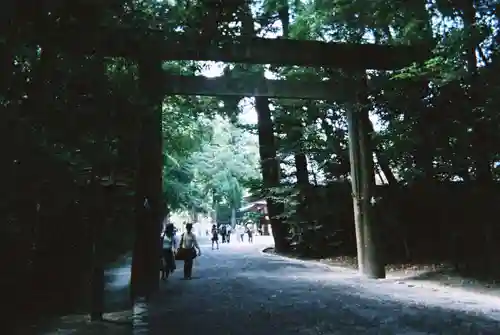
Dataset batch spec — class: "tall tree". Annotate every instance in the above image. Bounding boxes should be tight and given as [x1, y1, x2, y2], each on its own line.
[239, 2, 289, 252]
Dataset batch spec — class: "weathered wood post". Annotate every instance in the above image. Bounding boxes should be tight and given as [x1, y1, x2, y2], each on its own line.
[345, 72, 385, 279]
[90, 178, 105, 321]
[90, 229, 105, 321]
[130, 56, 164, 299]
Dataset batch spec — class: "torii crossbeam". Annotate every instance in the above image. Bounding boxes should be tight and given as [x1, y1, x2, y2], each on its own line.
[30, 28, 430, 70]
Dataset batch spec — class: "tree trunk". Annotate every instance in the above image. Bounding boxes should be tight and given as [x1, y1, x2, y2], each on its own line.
[90, 252, 104, 322]
[211, 189, 218, 223]
[367, 119, 398, 185]
[292, 122, 309, 187]
[130, 58, 164, 300]
[294, 151, 309, 192]
[374, 151, 397, 185]
[295, 155, 309, 187]
[291, 121, 310, 226]
[255, 97, 288, 252]
[230, 207, 237, 228]
[462, 1, 492, 184]
[90, 185, 104, 322]
[283, 4, 310, 233]
[240, 2, 288, 252]
[375, 166, 386, 184]
[346, 73, 385, 279]
[191, 206, 198, 223]
[310, 158, 319, 186]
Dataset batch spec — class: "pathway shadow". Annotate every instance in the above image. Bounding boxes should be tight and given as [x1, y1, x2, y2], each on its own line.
[145, 278, 500, 335]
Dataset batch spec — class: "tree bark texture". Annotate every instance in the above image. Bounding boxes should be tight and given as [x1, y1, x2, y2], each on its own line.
[346, 73, 385, 279]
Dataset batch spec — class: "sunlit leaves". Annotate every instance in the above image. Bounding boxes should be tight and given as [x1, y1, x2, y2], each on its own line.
[186, 115, 260, 209]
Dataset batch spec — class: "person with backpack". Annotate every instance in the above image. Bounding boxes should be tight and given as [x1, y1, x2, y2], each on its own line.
[211, 224, 219, 250]
[160, 223, 176, 280]
[176, 223, 201, 280]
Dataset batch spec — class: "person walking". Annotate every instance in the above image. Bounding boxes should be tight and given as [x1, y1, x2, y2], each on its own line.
[219, 224, 227, 243]
[160, 223, 176, 280]
[176, 223, 201, 280]
[236, 224, 244, 242]
[226, 224, 232, 243]
[246, 223, 254, 243]
[211, 224, 219, 250]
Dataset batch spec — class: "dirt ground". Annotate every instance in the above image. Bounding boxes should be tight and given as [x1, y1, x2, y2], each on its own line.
[264, 247, 500, 298]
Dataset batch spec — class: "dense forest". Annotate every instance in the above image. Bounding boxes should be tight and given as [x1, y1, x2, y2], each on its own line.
[2, 0, 500, 329]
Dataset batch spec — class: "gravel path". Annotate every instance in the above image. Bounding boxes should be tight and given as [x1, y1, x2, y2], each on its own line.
[132, 237, 500, 335]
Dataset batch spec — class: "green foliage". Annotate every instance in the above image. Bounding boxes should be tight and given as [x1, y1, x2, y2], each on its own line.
[182, 116, 261, 212]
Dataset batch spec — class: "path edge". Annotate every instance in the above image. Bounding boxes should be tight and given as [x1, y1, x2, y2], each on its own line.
[259, 245, 359, 275]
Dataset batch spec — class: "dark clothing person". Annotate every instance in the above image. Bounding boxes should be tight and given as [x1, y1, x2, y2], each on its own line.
[211, 228, 219, 241]
[246, 227, 253, 243]
[161, 249, 175, 279]
[184, 258, 194, 278]
[211, 225, 219, 250]
[220, 225, 227, 243]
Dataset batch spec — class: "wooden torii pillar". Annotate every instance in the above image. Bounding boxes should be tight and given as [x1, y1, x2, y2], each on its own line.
[130, 56, 164, 299]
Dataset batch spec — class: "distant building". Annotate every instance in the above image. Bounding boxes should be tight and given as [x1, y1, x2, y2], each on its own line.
[239, 199, 267, 213]
[239, 199, 271, 235]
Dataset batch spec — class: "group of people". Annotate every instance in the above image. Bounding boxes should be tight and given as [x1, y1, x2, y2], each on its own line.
[210, 222, 255, 250]
[160, 222, 201, 280]
[160, 220, 259, 279]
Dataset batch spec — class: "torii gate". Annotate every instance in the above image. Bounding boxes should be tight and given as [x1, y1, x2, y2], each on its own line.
[132, 33, 428, 295]
[29, 25, 429, 302]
